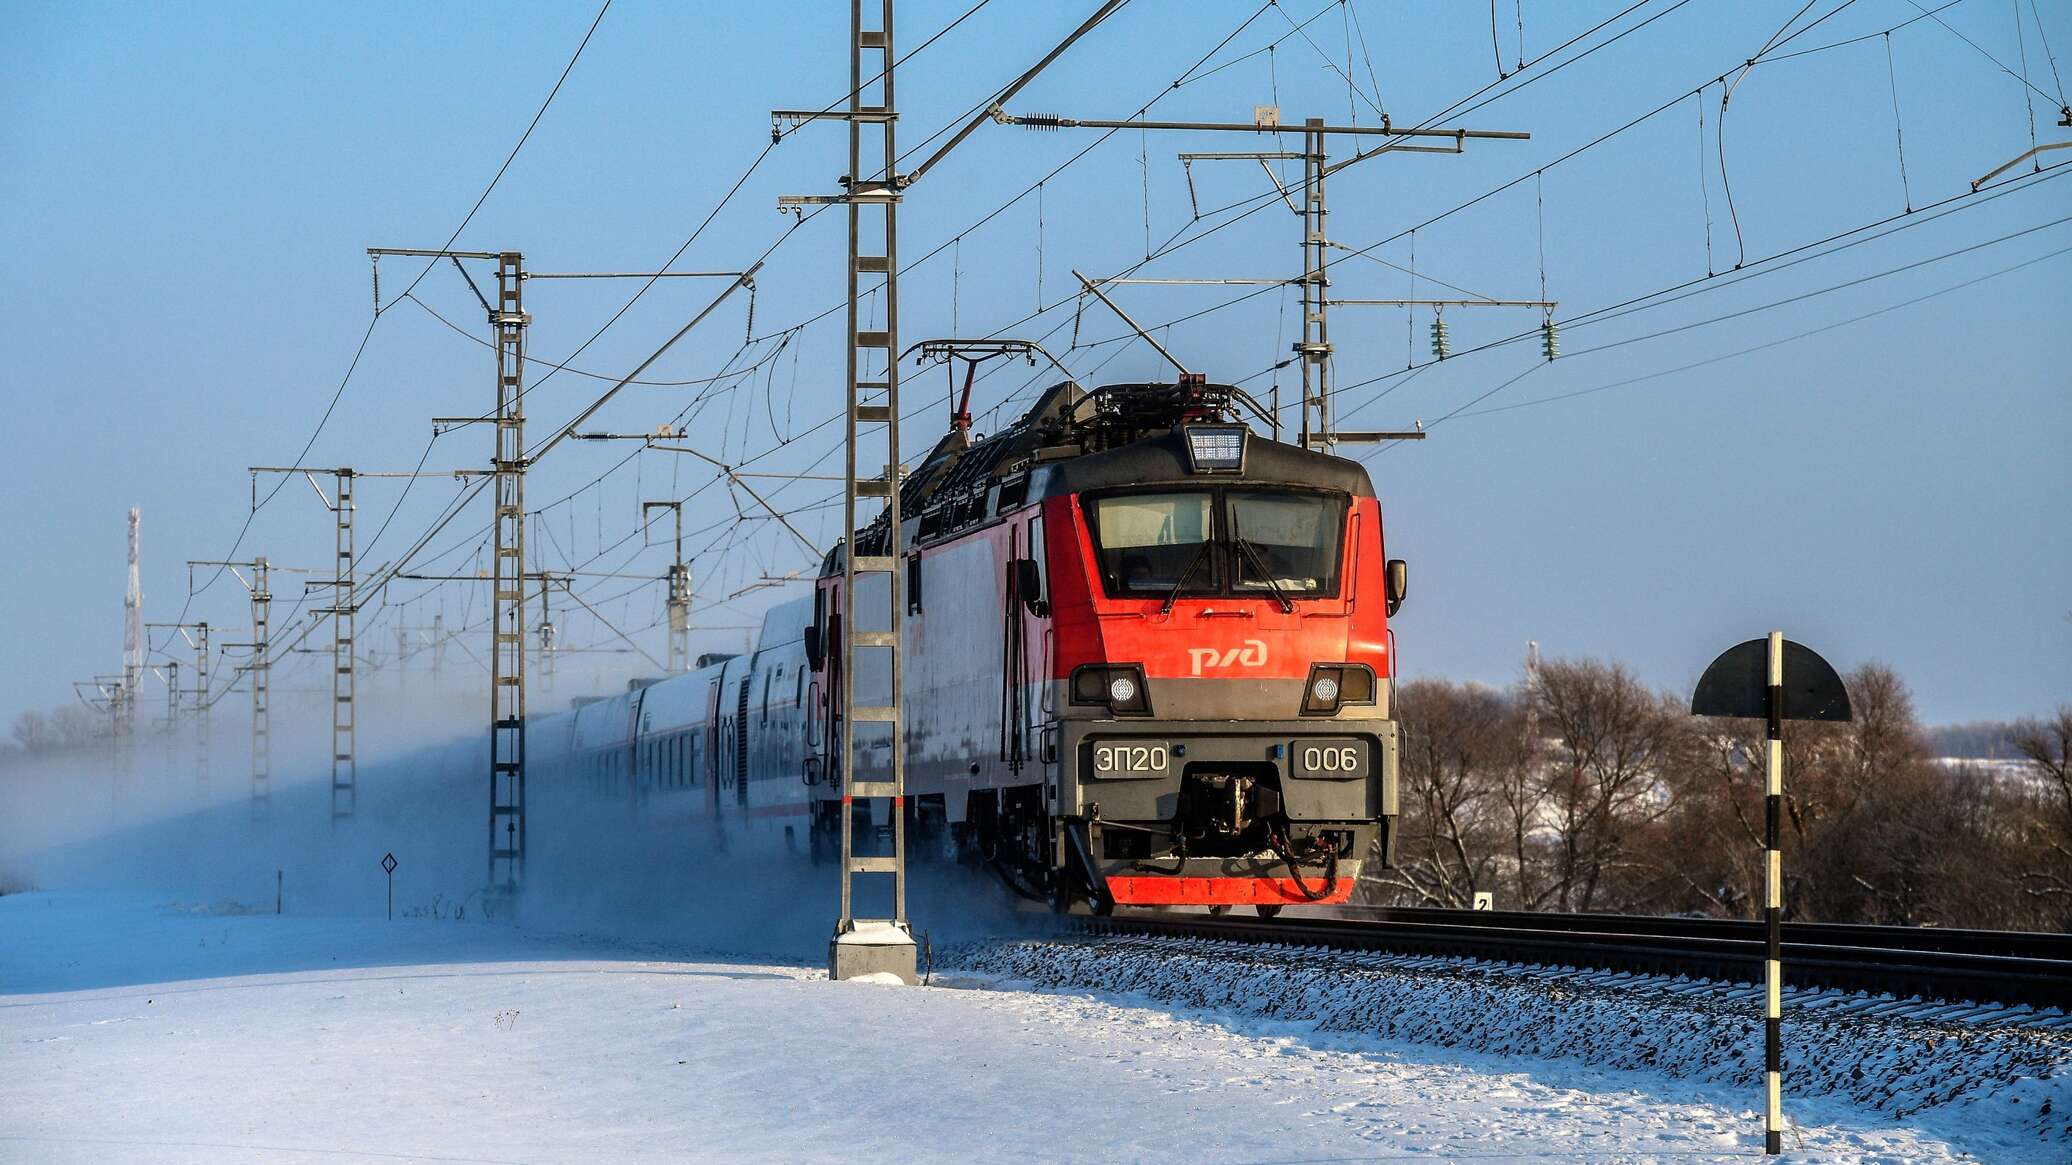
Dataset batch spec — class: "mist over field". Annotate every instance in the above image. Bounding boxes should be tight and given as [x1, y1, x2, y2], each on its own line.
[0, 682, 1038, 966]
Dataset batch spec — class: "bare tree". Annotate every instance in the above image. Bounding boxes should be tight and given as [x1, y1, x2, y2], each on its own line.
[51, 705, 99, 749]
[11, 710, 51, 753]
[1366, 680, 1519, 907]
[2009, 706, 2072, 928]
[1364, 661, 2060, 930]
[1534, 658, 1686, 913]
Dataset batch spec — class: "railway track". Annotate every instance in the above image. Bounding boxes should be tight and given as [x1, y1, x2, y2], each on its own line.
[1075, 907, 2072, 1009]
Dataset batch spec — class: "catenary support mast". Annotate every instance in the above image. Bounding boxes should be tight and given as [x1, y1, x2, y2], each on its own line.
[191, 557, 271, 816]
[489, 253, 530, 893]
[778, 0, 1130, 983]
[246, 467, 359, 821]
[644, 500, 691, 673]
[990, 111, 1527, 448]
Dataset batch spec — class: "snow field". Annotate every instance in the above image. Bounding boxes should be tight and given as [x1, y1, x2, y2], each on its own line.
[0, 893, 2020, 1164]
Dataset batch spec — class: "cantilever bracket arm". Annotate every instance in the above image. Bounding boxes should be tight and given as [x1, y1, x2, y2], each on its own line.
[529, 262, 762, 466]
[1971, 139, 2072, 191]
[645, 443, 823, 561]
[1072, 270, 1191, 377]
[898, 1, 1128, 189]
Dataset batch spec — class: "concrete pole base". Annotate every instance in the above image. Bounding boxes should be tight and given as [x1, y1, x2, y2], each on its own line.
[829, 919, 919, 985]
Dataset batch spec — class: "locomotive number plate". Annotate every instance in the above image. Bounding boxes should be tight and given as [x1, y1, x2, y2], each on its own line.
[1091, 741, 1171, 779]
[1291, 738, 1366, 780]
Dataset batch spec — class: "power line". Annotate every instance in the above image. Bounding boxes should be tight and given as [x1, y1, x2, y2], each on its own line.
[1452, 239, 2072, 420]
[165, 0, 614, 652]
[1326, 158, 2072, 417]
[1341, 203, 2072, 441]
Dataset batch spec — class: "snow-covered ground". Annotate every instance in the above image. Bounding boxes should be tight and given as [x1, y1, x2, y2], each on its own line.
[956, 932, 2072, 1160]
[0, 893, 2029, 1164]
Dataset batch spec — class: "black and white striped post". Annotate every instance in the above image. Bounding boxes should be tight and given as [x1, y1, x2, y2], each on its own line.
[1762, 631, 1785, 1154]
[1693, 631, 1851, 1156]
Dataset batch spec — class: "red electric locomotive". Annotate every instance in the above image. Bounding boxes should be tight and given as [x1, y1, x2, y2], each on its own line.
[531, 376, 1406, 916]
[804, 376, 1406, 914]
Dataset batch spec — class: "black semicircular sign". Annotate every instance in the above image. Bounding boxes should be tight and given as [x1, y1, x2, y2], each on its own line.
[1691, 638, 1853, 722]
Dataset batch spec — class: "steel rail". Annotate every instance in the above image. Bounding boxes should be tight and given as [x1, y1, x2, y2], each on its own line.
[1075, 909, 2072, 1009]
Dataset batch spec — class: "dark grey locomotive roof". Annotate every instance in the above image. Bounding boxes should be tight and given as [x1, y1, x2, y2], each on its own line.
[836, 380, 1373, 564]
[1036, 426, 1374, 498]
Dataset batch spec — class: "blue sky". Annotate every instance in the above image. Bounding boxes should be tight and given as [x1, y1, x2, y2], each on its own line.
[2, 0, 2067, 729]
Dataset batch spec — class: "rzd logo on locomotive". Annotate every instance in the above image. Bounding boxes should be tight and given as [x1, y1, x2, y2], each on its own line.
[1188, 639, 1268, 676]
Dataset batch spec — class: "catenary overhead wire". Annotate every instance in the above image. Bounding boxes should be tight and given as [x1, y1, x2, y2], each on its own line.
[165, 0, 613, 656]
[1453, 239, 2072, 420]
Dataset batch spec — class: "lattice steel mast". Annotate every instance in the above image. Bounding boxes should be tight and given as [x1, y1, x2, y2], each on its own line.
[778, 0, 1131, 983]
[249, 466, 359, 821]
[194, 556, 274, 818]
[488, 253, 530, 893]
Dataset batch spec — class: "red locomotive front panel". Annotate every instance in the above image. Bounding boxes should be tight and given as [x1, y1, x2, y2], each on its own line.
[1027, 420, 1400, 911]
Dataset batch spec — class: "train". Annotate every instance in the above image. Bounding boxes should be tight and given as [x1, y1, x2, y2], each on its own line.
[526, 375, 1406, 916]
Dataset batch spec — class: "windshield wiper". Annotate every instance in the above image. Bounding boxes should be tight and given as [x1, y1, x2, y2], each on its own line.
[1229, 519, 1295, 613]
[1160, 540, 1214, 615]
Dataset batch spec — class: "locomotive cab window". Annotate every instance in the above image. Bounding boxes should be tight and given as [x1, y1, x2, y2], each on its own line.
[1086, 491, 1217, 596]
[1226, 490, 1347, 597]
[1084, 487, 1348, 600]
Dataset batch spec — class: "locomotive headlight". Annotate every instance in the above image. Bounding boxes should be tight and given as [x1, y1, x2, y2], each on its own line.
[1071, 664, 1152, 716]
[1302, 664, 1376, 715]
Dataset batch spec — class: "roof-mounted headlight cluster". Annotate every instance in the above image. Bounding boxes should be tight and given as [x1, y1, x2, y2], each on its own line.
[1071, 664, 1152, 716]
[1181, 424, 1247, 474]
[1302, 663, 1377, 716]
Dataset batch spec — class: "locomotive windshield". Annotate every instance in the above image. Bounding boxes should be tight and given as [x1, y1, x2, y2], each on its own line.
[1087, 489, 1347, 599]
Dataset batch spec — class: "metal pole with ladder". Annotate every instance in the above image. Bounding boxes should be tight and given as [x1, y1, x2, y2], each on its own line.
[239, 468, 357, 819]
[777, 0, 1135, 982]
[488, 252, 530, 897]
[328, 470, 356, 821]
[192, 557, 271, 817]
[192, 621, 210, 784]
[644, 500, 691, 673]
[250, 558, 271, 818]
[835, 0, 914, 982]
[986, 109, 1527, 447]
[145, 618, 217, 786]
[1297, 118, 1332, 450]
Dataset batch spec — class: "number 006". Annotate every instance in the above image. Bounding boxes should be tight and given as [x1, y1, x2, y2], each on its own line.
[1300, 745, 1359, 773]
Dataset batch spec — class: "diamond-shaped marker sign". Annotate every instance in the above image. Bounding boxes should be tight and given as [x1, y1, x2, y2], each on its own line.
[381, 852, 398, 875]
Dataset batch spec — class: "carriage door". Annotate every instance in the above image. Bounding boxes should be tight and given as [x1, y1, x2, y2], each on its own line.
[1027, 513, 1052, 732]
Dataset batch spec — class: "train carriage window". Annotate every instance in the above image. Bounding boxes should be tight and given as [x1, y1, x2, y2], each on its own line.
[907, 552, 923, 614]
